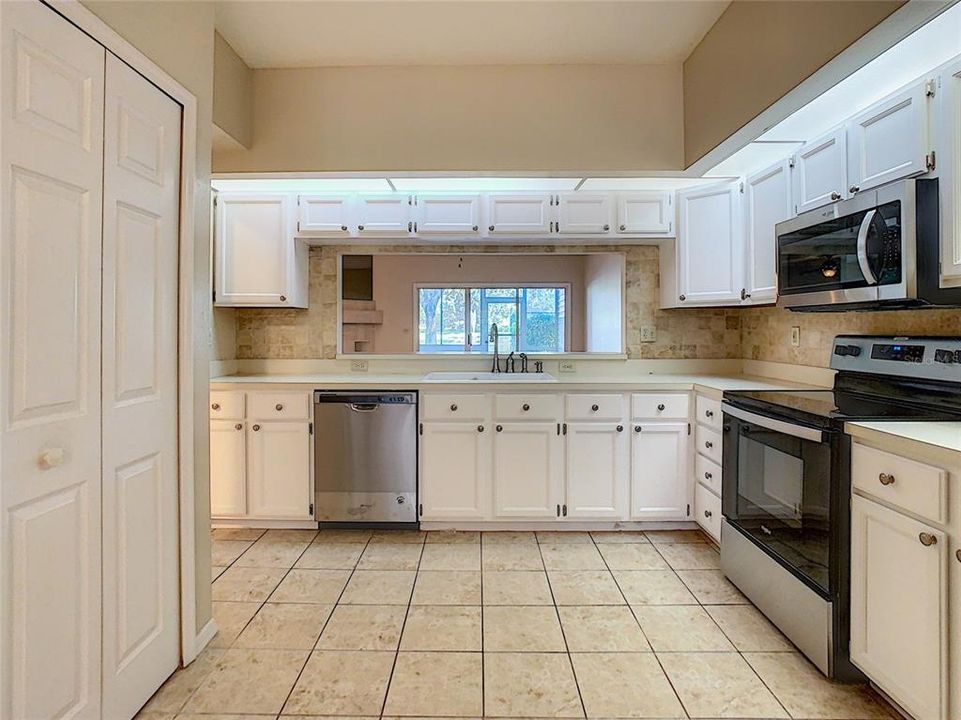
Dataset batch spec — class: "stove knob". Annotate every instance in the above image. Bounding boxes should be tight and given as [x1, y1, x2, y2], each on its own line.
[834, 344, 861, 357]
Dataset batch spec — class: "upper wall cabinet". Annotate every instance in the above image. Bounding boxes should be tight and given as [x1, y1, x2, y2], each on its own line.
[676, 182, 743, 305]
[938, 60, 961, 287]
[298, 194, 352, 236]
[616, 192, 673, 236]
[356, 194, 411, 236]
[557, 193, 611, 234]
[416, 194, 481, 235]
[487, 193, 553, 234]
[215, 193, 308, 307]
[793, 127, 848, 214]
[744, 159, 792, 304]
[847, 81, 931, 195]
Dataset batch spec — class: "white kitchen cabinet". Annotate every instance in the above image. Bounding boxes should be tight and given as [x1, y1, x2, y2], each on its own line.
[939, 59, 961, 286]
[676, 182, 743, 305]
[416, 194, 481, 235]
[616, 192, 673, 236]
[420, 422, 491, 519]
[793, 128, 847, 214]
[850, 494, 946, 720]
[356, 194, 411, 236]
[215, 193, 308, 307]
[565, 422, 628, 519]
[847, 81, 931, 196]
[210, 419, 247, 517]
[744, 159, 792, 304]
[694, 480, 721, 542]
[487, 193, 552, 234]
[556, 193, 611, 234]
[297, 194, 352, 236]
[493, 422, 563, 518]
[631, 422, 690, 520]
[247, 420, 313, 519]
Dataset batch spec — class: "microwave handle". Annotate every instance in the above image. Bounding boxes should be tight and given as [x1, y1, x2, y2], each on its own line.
[722, 403, 824, 443]
[856, 209, 878, 285]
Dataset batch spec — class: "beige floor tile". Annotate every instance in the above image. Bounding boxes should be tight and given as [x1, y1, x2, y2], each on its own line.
[177, 715, 275, 720]
[212, 540, 253, 567]
[233, 540, 308, 569]
[571, 653, 685, 719]
[357, 542, 423, 570]
[135, 711, 175, 720]
[183, 648, 308, 715]
[316, 604, 406, 650]
[284, 650, 394, 716]
[614, 570, 697, 605]
[263, 529, 318, 542]
[659, 652, 788, 719]
[210, 601, 261, 648]
[484, 652, 583, 718]
[426, 530, 480, 544]
[645, 529, 709, 544]
[212, 528, 267, 542]
[400, 605, 482, 650]
[483, 571, 553, 605]
[212, 567, 286, 603]
[597, 543, 670, 570]
[482, 530, 537, 545]
[268, 569, 350, 604]
[411, 570, 481, 605]
[535, 531, 593, 544]
[234, 603, 333, 650]
[705, 605, 794, 652]
[340, 570, 416, 604]
[656, 542, 721, 570]
[313, 528, 372, 543]
[590, 531, 650, 544]
[295, 543, 364, 570]
[369, 529, 426, 544]
[744, 652, 896, 719]
[557, 606, 650, 652]
[384, 652, 483, 717]
[419, 543, 480, 571]
[482, 542, 544, 570]
[676, 569, 748, 604]
[539, 543, 606, 570]
[548, 570, 625, 605]
[212, 566, 228, 582]
[633, 605, 734, 652]
[141, 647, 225, 713]
[484, 606, 566, 652]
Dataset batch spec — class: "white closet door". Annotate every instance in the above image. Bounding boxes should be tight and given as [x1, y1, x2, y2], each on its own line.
[100, 54, 182, 718]
[0, 2, 105, 719]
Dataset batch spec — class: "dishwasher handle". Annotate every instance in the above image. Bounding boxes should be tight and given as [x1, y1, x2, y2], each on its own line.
[349, 403, 379, 412]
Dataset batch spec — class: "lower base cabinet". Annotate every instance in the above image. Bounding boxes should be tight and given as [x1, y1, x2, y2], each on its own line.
[631, 422, 691, 520]
[210, 419, 248, 517]
[247, 421, 313, 519]
[565, 422, 629, 519]
[420, 422, 490, 519]
[493, 422, 564, 518]
[694, 481, 721, 541]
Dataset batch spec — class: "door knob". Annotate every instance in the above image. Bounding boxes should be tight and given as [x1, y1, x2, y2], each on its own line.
[919, 532, 938, 547]
[234, 423, 243, 430]
[37, 447, 65, 470]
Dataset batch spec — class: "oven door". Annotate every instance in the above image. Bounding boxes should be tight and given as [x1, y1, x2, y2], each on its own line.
[721, 403, 834, 595]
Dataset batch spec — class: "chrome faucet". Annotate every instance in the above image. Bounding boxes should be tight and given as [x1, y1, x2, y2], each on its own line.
[489, 323, 501, 372]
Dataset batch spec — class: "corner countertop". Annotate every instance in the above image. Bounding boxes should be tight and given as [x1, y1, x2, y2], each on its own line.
[845, 421, 961, 455]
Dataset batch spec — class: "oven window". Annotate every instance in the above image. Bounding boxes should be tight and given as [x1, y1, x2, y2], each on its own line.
[731, 421, 832, 593]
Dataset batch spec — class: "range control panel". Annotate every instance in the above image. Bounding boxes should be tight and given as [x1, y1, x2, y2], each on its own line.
[830, 336, 961, 381]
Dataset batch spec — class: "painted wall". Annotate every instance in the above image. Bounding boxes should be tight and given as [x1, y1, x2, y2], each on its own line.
[212, 63, 684, 172]
[213, 31, 253, 148]
[81, 0, 215, 633]
[683, 0, 904, 166]
[585, 253, 624, 352]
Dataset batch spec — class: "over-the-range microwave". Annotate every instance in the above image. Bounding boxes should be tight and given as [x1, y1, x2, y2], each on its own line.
[775, 178, 961, 311]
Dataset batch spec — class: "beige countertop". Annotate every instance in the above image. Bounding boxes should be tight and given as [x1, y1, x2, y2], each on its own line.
[846, 421, 961, 455]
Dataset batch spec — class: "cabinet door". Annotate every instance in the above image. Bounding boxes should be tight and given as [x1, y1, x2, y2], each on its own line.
[565, 422, 628, 519]
[493, 422, 563, 518]
[847, 81, 929, 195]
[557, 193, 611, 234]
[631, 423, 690, 520]
[356, 194, 411, 235]
[247, 421, 312, 519]
[210, 420, 247, 517]
[694, 482, 721, 543]
[487, 194, 552, 234]
[794, 128, 847, 213]
[298, 194, 352, 235]
[938, 60, 961, 285]
[676, 182, 743, 305]
[850, 495, 946, 720]
[416, 194, 480, 235]
[616, 192, 672, 235]
[744, 159, 792, 304]
[420, 422, 490, 519]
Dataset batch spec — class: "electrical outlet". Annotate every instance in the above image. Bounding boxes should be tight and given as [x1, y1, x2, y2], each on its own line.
[350, 359, 369, 372]
[790, 326, 801, 348]
[558, 360, 576, 373]
[640, 325, 657, 343]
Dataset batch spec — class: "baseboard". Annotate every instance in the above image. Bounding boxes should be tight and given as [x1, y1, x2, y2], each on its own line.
[418, 520, 700, 531]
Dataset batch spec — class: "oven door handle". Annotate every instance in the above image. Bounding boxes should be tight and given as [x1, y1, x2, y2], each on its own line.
[856, 208, 878, 285]
[722, 403, 824, 443]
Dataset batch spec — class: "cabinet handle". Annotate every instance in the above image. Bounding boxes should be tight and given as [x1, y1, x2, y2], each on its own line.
[450, 403, 458, 411]
[252, 424, 261, 431]
[408, 221, 413, 232]
[704, 472, 713, 480]
[472, 225, 478, 231]
[919, 532, 938, 547]
[657, 403, 666, 411]
[705, 441, 714, 449]
[358, 224, 365, 231]
[956, 549, 961, 563]
[830, 191, 842, 201]
[878, 472, 895, 486]
[489, 225, 495, 232]
[341, 224, 348, 231]
[616, 425, 624, 432]
[522, 404, 530, 411]
[496, 425, 503, 432]
[556, 504, 561, 517]
[279, 295, 286, 302]
[704, 510, 713, 518]
[849, 185, 860, 194]
[477, 425, 484, 433]
[275, 403, 284, 411]
[211, 402, 221, 411]
[603, 224, 610, 231]
[234, 423, 243, 430]
[679, 294, 686, 301]
[634, 425, 642, 432]
[705, 410, 714, 418]
[591, 404, 599, 411]
[619, 224, 626, 231]
[562, 504, 568, 517]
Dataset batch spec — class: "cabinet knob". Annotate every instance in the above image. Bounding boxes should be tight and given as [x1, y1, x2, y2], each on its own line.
[831, 191, 842, 201]
[472, 225, 478, 231]
[849, 185, 860, 194]
[275, 403, 284, 411]
[279, 295, 286, 302]
[657, 403, 666, 411]
[878, 472, 895, 486]
[235, 423, 243, 430]
[211, 402, 221, 411]
[619, 224, 626, 231]
[704, 472, 713, 480]
[591, 404, 599, 412]
[252, 424, 261, 431]
[705, 410, 714, 418]
[704, 510, 713, 518]
[477, 425, 484, 433]
[488, 225, 495, 232]
[956, 548, 961, 563]
[522, 403, 530, 411]
[450, 403, 458, 411]
[634, 425, 642, 432]
[919, 532, 938, 547]
[616, 425, 624, 432]
[603, 224, 610, 231]
[37, 447, 65, 470]
[496, 424, 503, 432]
[740, 288, 751, 301]
[679, 294, 686, 301]
[341, 225, 348, 231]
[358, 224, 365, 231]
[705, 441, 713, 449]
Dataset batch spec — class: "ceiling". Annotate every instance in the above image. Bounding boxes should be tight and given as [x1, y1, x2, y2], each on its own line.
[214, 1, 731, 69]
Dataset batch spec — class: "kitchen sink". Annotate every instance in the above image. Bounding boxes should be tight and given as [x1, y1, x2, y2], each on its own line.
[422, 371, 557, 383]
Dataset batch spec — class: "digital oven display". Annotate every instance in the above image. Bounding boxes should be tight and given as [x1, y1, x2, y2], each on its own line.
[870, 343, 925, 363]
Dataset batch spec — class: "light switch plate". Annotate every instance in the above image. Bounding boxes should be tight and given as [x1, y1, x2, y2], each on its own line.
[640, 325, 657, 343]
[350, 359, 369, 372]
[791, 326, 801, 347]
[558, 361, 576, 373]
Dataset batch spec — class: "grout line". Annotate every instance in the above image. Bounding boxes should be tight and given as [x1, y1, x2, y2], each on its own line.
[479, 532, 485, 718]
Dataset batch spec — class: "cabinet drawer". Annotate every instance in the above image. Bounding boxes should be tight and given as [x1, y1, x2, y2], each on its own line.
[210, 391, 245, 419]
[248, 391, 310, 420]
[422, 393, 490, 421]
[852, 442, 947, 525]
[566, 393, 626, 421]
[695, 453, 722, 496]
[696, 395, 722, 431]
[695, 482, 721, 543]
[696, 425, 722, 465]
[631, 393, 689, 419]
[495, 394, 562, 421]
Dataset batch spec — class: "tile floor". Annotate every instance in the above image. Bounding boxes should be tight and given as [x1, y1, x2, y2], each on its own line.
[138, 528, 897, 720]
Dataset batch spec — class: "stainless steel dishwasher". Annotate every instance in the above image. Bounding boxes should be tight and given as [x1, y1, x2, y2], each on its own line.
[313, 390, 418, 525]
